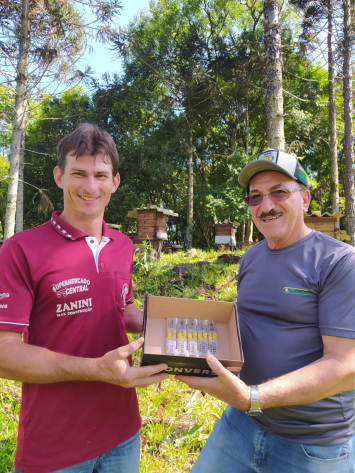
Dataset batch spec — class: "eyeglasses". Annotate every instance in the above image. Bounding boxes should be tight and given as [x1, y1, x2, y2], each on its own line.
[244, 187, 303, 207]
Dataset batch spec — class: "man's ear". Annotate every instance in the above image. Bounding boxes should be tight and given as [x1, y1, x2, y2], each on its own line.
[302, 189, 311, 213]
[53, 166, 64, 189]
[111, 173, 120, 194]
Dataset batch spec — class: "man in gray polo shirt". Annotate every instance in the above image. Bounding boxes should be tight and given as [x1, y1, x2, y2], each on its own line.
[177, 148, 355, 472]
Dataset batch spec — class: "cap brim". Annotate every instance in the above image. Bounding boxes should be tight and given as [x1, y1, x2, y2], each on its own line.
[238, 161, 298, 187]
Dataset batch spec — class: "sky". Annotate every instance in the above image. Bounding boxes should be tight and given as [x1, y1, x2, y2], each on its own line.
[80, 0, 151, 88]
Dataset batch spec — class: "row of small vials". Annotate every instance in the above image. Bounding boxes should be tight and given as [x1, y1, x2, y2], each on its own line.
[166, 318, 219, 357]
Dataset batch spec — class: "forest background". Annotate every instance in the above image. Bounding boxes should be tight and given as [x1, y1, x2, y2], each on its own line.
[0, 0, 354, 249]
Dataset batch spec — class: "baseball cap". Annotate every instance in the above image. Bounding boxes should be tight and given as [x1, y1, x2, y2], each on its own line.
[238, 148, 308, 188]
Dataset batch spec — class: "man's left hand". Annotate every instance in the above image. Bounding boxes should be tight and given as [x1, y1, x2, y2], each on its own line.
[176, 355, 250, 411]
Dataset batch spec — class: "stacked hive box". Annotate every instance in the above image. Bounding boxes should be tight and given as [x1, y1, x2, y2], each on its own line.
[135, 209, 167, 243]
[215, 221, 239, 250]
[304, 211, 350, 241]
[304, 216, 338, 238]
[127, 206, 178, 258]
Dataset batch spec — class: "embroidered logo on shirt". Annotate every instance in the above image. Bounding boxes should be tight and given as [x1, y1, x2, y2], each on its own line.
[53, 278, 90, 298]
[283, 287, 310, 296]
[56, 298, 92, 317]
[121, 284, 129, 307]
[0, 294, 9, 309]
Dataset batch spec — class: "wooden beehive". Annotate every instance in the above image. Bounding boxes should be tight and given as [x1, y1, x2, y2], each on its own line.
[127, 206, 179, 258]
[304, 216, 337, 238]
[215, 221, 239, 250]
[135, 209, 168, 244]
[303, 211, 351, 241]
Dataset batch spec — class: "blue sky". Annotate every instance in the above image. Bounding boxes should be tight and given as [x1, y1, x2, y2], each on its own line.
[81, 0, 150, 86]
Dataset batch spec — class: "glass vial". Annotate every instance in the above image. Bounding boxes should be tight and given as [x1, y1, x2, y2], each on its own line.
[198, 331, 208, 356]
[206, 320, 216, 333]
[197, 319, 207, 332]
[208, 332, 219, 357]
[177, 331, 187, 355]
[167, 318, 178, 331]
[187, 331, 198, 356]
[166, 330, 177, 354]
[177, 318, 188, 332]
[187, 318, 197, 332]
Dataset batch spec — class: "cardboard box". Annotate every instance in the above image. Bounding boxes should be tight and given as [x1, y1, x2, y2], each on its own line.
[141, 294, 244, 377]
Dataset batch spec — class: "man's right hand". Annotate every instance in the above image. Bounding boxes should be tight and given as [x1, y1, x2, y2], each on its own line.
[95, 337, 169, 388]
[0, 331, 168, 386]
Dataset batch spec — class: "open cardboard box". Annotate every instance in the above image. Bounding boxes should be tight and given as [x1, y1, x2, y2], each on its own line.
[140, 294, 244, 377]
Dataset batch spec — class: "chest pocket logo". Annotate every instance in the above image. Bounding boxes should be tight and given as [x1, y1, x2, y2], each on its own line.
[121, 283, 129, 307]
[283, 287, 310, 296]
[115, 273, 131, 310]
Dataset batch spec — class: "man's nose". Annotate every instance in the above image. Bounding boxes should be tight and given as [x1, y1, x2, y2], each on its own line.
[259, 193, 276, 213]
[82, 175, 96, 193]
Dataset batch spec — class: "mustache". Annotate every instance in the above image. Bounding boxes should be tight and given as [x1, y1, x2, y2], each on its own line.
[258, 209, 283, 219]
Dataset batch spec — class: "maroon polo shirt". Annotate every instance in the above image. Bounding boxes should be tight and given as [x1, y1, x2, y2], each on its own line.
[0, 211, 141, 473]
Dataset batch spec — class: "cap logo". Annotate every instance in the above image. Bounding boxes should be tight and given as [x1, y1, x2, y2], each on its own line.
[259, 154, 275, 162]
[258, 149, 278, 163]
[298, 166, 308, 184]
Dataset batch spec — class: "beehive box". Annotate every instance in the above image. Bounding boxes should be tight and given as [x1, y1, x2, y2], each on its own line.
[215, 221, 238, 250]
[304, 217, 337, 238]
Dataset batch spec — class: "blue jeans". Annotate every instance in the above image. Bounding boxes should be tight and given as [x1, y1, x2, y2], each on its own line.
[15, 431, 140, 473]
[192, 406, 355, 472]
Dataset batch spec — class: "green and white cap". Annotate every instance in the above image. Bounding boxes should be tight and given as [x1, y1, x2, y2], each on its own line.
[238, 148, 308, 188]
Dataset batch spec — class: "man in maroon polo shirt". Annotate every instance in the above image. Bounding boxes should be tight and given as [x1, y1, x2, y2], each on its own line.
[0, 124, 168, 473]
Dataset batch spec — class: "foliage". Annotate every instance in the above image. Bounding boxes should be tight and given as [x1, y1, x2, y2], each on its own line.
[0, 0, 122, 96]
[19, 0, 344, 245]
[0, 379, 21, 473]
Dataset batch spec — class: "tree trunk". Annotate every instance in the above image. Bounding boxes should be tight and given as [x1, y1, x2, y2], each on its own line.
[4, 0, 29, 240]
[245, 219, 253, 243]
[185, 110, 194, 250]
[263, 0, 285, 151]
[246, 96, 249, 155]
[328, 0, 339, 225]
[15, 129, 25, 233]
[343, 0, 355, 245]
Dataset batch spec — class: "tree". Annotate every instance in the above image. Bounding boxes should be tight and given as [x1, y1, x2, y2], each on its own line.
[290, 0, 340, 219]
[113, 0, 241, 248]
[0, 0, 122, 239]
[342, 0, 355, 245]
[327, 0, 339, 219]
[263, 0, 285, 149]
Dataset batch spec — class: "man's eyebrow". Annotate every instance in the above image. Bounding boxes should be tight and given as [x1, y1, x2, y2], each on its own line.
[71, 168, 110, 175]
[249, 183, 283, 194]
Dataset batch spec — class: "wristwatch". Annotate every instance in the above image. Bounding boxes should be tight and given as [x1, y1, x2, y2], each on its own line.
[246, 385, 263, 416]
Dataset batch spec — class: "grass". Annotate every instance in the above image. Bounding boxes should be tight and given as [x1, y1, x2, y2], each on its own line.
[0, 247, 245, 472]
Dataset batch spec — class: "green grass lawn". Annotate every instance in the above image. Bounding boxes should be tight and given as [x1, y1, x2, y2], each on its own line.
[0, 247, 243, 472]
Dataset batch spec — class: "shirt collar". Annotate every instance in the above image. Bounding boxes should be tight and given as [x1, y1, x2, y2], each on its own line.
[49, 211, 115, 241]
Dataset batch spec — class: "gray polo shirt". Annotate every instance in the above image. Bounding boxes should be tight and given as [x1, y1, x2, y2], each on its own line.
[237, 231, 355, 446]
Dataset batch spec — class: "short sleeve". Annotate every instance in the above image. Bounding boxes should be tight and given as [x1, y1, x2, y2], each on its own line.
[0, 239, 34, 333]
[319, 251, 355, 338]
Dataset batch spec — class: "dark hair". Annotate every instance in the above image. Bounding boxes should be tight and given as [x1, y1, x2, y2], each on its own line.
[56, 123, 119, 176]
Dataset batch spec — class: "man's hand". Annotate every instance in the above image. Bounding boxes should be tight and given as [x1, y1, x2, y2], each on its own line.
[176, 355, 250, 411]
[96, 337, 169, 388]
